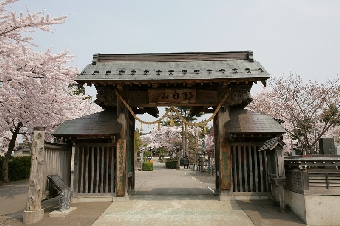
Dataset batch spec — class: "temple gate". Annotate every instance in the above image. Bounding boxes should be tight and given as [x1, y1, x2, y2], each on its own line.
[53, 51, 285, 200]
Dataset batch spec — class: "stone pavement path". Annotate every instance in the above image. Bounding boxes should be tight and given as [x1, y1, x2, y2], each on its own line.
[134, 158, 215, 196]
[93, 158, 305, 226]
[0, 158, 306, 226]
[92, 195, 254, 226]
[93, 159, 254, 226]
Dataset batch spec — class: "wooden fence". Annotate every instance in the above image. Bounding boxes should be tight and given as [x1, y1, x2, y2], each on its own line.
[74, 143, 116, 196]
[42, 143, 71, 199]
[231, 142, 270, 193]
[285, 156, 340, 195]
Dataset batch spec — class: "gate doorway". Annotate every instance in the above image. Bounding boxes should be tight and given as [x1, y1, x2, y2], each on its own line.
[134, 157, 215, 196]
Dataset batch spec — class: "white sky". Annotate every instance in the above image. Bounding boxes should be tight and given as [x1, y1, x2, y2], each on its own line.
[9, 0, 340, 132]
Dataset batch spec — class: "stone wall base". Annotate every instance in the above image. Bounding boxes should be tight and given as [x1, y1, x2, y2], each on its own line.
[284, 189, 340, 225]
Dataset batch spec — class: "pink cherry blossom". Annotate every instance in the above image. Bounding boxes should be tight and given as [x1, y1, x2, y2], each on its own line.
[0, 0, 101, 182]
[248, 74, 340, 154]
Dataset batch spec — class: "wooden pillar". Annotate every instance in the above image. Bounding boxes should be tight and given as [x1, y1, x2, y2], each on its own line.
[129, 115, 136, 194]
[23, 128, 45, 224]
[74, 144, 79, 196]
[70, 143, 76, 194]
[218, 108, 231, 191]
[214, 85, 231, 193]
[116, 89, 128, 197]
[214, 116, 220, 194]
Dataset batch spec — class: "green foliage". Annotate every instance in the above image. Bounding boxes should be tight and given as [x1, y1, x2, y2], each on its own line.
[162, 106, 204, 126]
[68, 84, 92, 100]
[0, 156, 31, 181]
[144, 150, 152, 157]
[321, 104, 340, 125]
[134, 130, 146, 153]
[165, 160, 178, 169]
[156, 147, 166, 157]
[142, 162, 153, 171]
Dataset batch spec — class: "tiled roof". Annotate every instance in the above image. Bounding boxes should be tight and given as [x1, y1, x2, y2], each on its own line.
[75, 51, 270, 83]
[258, 137, 285, 152]
[52, 110, 122, 137]
[224, 108, 286, 134]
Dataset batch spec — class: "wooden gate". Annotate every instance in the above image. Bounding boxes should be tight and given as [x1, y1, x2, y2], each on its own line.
[74, 143, 116, 195]
[231, 143, 270, 193]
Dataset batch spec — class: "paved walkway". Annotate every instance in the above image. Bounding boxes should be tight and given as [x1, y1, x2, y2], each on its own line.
[0, 157, 305, 226]
[93, 159, 252, 226]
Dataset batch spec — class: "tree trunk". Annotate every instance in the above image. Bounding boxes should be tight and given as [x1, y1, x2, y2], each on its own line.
[1, 122, 22, 183]
[1, 149, 12, 183]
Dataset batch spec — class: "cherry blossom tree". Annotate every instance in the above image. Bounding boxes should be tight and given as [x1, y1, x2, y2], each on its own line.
[248, 74, 340, 154]
[141, 126, 182, 153]
[0, 0, 101, 182]
[204, 128, 214, 156]
[162, 107, 204, 157]
[140, 125, 203, 159]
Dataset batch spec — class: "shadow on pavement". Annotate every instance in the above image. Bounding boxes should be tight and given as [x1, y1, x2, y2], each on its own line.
[236, 199, 306, 226]
[131, 194, 218, 201]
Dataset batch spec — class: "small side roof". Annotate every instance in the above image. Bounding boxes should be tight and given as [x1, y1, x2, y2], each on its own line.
[258, 137, 285, 152]
[52, 110, 122, 138]
[225, 108, 286, 134]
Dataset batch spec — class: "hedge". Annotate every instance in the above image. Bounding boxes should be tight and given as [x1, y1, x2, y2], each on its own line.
[165, 160, 178, 169]
[142, 162, 153, 171]
[0, 156, 31, 181]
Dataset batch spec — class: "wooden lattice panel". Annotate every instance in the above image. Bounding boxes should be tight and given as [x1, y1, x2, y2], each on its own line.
[285, 170, 303, 193]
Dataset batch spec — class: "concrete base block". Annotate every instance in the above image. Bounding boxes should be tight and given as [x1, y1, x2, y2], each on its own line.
[23, 209, 44, 224]
[219, 192, 270, 201]
[285, 189, 340, 225]
[72, 196, 130, 203]
[231, 195, 271, 201]
[72, 195, 130, 203]
[72, 196, 112, 203]
[49, 207, 76, 217]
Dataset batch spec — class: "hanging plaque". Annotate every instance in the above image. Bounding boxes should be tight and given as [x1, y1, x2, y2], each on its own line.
[148, 89, 196, 104]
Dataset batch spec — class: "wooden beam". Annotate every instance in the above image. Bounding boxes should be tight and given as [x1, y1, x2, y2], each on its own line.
[133, 90, 218, 106]
[96, 87, 220, 107]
